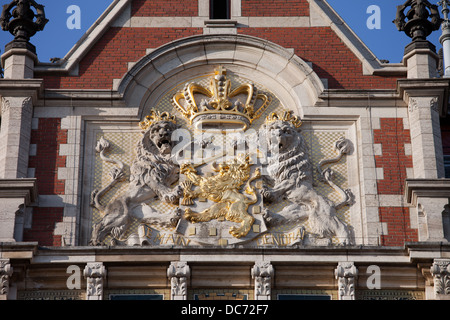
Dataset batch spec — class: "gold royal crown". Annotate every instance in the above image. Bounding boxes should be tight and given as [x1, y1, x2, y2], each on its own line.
[172, 66, 271, 131]
[139, 109, 177, 131]
[265, 110, 303, 128]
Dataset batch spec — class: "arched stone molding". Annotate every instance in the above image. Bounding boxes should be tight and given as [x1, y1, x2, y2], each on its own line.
[117, 34, 324, 119]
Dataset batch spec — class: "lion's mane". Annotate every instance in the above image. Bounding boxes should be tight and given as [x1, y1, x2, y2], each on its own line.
[129, 122, 179, 198]
[262, 120, 351, 244]
[265, 121, 313, 186]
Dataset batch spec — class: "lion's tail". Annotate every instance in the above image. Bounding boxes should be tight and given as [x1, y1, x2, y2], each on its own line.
[244, 168, 261, 205]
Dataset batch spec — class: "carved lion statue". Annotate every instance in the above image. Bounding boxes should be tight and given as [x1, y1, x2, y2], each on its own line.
[261, 112, 352, 245]
[89, 114, 183, 245]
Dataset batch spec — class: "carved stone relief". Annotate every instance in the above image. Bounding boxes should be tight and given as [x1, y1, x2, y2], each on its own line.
[0, 259, 12, 299]
[430, 259, 450, 297]
[88, 67, 355, 248]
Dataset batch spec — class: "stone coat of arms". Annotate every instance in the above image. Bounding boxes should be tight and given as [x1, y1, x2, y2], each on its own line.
[89, 67, 354, 247]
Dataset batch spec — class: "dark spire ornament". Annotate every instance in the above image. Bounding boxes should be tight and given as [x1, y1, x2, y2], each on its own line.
[394, 0, 443, 54]
[0, 0, 48, 53]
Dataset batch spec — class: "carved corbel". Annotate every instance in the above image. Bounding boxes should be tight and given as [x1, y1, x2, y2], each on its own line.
[430, 259, 450, 299]
[0, 259, 13, 299]
[335, 262, 358, 300]
[251, 261, 274, 300]
[83, 262, 107, 300]
[167, 262, 190, 300]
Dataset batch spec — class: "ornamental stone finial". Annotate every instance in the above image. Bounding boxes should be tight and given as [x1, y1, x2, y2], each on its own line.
[0, 0, 48, 52]
[394, 0, 442, 42]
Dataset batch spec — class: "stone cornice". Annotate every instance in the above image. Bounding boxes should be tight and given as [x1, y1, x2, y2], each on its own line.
[405, 179, 450, 205]
[0, 241, 448, 265]
[397, 78, 450, 117]
[0, 179, 38, 205]
[0, 79, 43, 100]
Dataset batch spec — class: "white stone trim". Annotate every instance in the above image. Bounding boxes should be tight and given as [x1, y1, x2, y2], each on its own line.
[198, 0, 209, 17]
[118, 34, 325, 117]
[231, 0, 241, 17]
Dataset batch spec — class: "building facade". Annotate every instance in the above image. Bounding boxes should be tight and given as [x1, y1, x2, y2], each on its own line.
[0, 0, 450, 301]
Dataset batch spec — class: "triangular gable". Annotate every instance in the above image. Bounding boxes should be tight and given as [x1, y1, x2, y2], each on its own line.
[35, 0, 406, 89]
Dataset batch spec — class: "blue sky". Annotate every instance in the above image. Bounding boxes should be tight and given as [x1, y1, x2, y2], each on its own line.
[0, 0, 444, 64]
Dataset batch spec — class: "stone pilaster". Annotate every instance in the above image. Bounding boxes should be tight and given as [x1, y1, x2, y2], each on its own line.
[251, 261, 274, 300]
[0, 259, 13, 300]
[335, 262, 358, 300]
[0, 96, 33, 179]
[167, 262, 190, 300]
[430, 259, 450, 300]
[407, 95, 444, 179]
[83, 262, 107, 300]
[400, 80, 449, 243]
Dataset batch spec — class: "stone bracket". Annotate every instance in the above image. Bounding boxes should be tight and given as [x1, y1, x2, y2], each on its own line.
[251, 261, 274, 300]
[0, 259, 12, 300]
[335, 262, 358, 300]
[430, 259, 450, 299]
[167, 261, 190, 300]
[83, 262, 107, 300]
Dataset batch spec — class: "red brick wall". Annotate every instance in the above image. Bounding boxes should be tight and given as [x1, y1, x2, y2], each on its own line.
[37, 1, 399, 90]
[239, 27, 399, 89]
[40, 27, 203, 89]
[132, 0, 198, 17]
[379, 207, 418, 246]
[25, 118, 68, 246]
[41, 26, 398, 90]
[242, 0, 310, 16]
[373, 118, 417, 246]
[28, 118, 67, 195]
[373, 118, 412, 195]
[23, 208, 64, 246]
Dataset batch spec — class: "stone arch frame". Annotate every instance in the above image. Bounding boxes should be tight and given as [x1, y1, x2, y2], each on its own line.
[117, 34, 324, 120]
